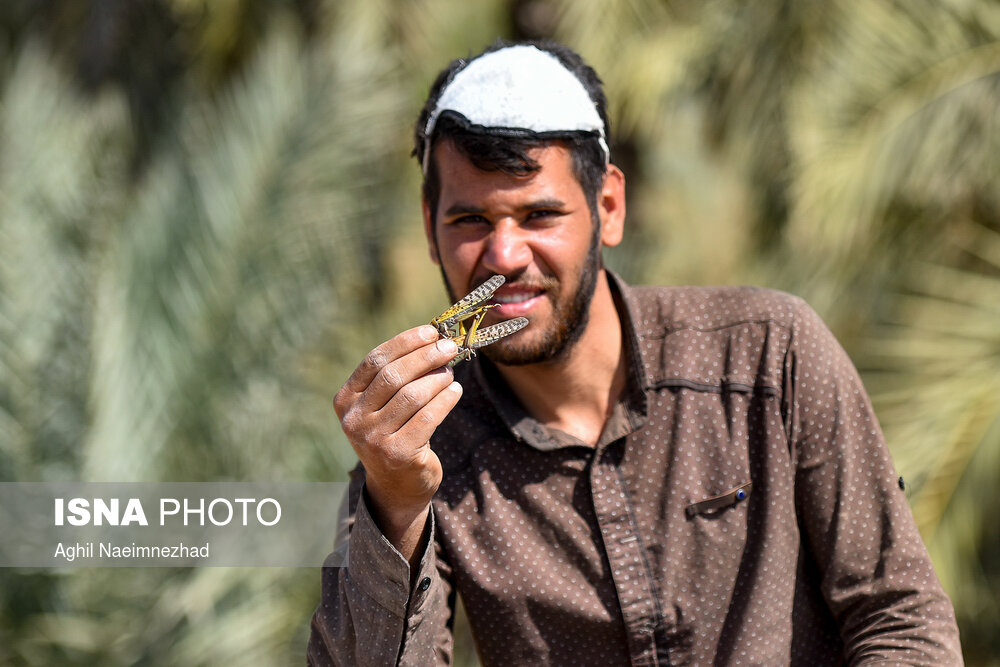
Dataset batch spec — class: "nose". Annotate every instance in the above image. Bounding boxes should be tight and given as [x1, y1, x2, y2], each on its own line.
[481, 220, 532, 276]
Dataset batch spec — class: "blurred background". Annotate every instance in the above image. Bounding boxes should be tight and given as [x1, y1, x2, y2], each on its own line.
[0, 0, 997, 664]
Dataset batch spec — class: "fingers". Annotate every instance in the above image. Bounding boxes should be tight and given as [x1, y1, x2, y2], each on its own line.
[335, 325, 455, 418]
[374, 365, 455, 434]
[339, 363, 460, 461]
[358, 338, 457, 414]
[391, 378, 463, 445]
[360, 379, 460, 487]
[333, 325, 464, 518]
[334, 324, 463, 463]
[342, 325, 439, 394]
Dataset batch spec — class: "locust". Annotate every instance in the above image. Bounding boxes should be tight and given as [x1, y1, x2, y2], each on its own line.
[431, 275, 529, 366]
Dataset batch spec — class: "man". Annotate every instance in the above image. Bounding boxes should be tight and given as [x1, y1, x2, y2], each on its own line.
[309, 41, 962, 665]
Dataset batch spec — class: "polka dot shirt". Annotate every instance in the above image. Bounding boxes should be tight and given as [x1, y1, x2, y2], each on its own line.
[308, 274, 962, 666]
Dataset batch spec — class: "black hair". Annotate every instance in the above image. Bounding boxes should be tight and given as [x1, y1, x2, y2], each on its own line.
[414, 40, 611, 227]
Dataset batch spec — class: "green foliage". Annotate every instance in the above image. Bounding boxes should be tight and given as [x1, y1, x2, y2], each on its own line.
[1, 14, 411, 666]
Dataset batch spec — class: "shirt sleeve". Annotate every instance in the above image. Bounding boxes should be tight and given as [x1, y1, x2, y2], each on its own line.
[784, 298, 963, 665]
[307, 469, 455, 666]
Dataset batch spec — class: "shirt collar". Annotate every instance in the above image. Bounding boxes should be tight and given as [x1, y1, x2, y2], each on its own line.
[470, 270, 650, 452]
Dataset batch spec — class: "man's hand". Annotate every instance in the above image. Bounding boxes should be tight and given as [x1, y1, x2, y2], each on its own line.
[334, 325, 462, 562]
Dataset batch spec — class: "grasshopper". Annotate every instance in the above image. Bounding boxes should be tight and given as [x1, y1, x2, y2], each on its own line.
[431, 275, 529, 366]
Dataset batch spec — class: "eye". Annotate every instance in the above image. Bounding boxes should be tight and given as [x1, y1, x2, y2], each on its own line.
[525, 209, 563, 225]
[447, 214, 489, 226]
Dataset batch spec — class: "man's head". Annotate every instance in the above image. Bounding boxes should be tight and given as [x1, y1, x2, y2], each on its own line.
[415, 40, 611, 228]
[416, 41, 625, 366]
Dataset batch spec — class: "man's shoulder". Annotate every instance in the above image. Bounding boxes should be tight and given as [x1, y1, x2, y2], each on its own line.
[625, 283, 809, 334]
[620, 283, 818, 396]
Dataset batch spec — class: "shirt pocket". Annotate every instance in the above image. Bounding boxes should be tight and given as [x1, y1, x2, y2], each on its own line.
[681, 475, 752, 570]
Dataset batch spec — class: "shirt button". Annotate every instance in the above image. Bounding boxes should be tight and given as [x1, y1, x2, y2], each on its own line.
[418, 577, 432, 591]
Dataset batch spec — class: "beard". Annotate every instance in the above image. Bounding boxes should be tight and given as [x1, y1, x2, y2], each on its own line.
[440, 228, 602, 367]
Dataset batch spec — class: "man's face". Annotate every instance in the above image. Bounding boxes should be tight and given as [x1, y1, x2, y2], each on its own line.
[423, 140, 606, 365]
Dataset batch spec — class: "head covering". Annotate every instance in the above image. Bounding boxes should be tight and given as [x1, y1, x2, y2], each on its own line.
[422, 45, 609, 172]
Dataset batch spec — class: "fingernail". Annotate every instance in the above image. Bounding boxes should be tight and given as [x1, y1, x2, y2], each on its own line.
[436, 338, 458, 355]
[448, 381, 463, 394]
[418, 325, 438, 341]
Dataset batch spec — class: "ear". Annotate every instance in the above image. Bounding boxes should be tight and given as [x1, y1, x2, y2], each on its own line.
[598, 165, 626, 248]
[422, 197, 441, 265]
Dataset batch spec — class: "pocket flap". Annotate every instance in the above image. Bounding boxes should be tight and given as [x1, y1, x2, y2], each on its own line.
[685, 482, 752, 519]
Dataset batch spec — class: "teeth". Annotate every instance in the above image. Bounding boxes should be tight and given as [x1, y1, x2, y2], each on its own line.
[495, 292, 537, 304]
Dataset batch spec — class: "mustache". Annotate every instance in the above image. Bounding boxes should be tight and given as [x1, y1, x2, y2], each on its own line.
[471, 272, 558, 293]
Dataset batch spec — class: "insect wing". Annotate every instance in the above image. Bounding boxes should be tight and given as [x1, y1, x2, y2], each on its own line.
[432, 275, 505, 328]
[466, 317, 529, 349]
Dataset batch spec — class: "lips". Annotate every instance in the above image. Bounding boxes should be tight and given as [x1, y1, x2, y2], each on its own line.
[489, 284, 546, 318]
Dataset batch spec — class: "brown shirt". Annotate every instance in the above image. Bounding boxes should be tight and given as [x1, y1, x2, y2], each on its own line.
[309, 274, 962, 666]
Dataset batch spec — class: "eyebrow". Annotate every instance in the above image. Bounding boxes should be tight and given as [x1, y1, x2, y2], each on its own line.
[443, 202, 486, 218]
[443, 198, 568, 218]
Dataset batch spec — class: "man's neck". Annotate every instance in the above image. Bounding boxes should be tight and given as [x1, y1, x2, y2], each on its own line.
[494, 270, 627, 447]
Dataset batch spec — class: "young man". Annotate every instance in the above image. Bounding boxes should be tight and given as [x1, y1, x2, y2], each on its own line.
[309, 42, 962, 665]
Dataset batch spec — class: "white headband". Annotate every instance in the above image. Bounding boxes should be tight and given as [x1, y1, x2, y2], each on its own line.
[422, 45, 610, 173]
